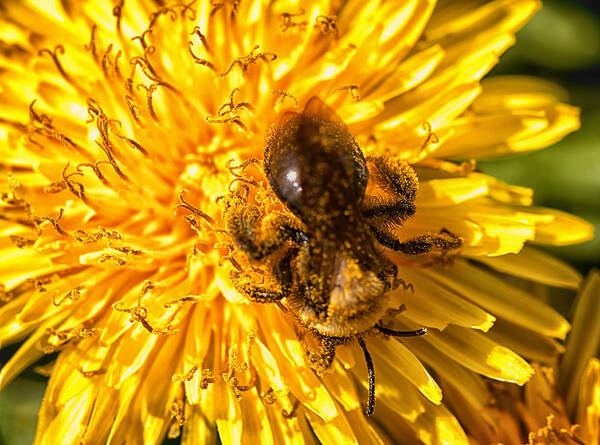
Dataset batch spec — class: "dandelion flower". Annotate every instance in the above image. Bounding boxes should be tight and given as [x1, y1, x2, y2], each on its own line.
[443, 271, 600, 445]
[0, 0, 594, 444]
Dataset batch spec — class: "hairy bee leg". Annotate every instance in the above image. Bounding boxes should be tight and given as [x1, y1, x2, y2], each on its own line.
[376, 325, 427, 337]
[371, 226, 462, 255]
[377, 257, 399, 291]
[230, 252, 295, 303]
[226, 202, 308, 261]
[306, 335, 338, 372]
[361, 156, 418, 223]
[231, 270, 288, 303]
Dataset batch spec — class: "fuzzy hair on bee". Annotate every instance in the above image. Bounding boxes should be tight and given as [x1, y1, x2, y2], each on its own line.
[222, 97, 462, 415]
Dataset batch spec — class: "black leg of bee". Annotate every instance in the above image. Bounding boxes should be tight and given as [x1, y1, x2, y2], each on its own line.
[362, 156, 418, 223]
[376, 324, 427, 337]
[306, 335, 339, 372]
[228, 208, 308, 261]
[370, 226, 462, 255]
[357, 337, 375, 416]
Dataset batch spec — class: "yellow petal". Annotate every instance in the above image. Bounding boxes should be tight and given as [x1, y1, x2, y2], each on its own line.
[239, 389, 275, 445]
[469, 245, 582, 289]
[423, 260, 570, 339]
[370, 337, 443, 405]
[320, 361, 360, 412]
[406, 335, 491, 412]
[257, 306, 338, 421]
[0, 311, 67, 392]
[394, 267, 496, 332]
[532, 208, 595, 246]
[577, 358, 600, 445]
[305, 406, 358, 445]
[37, 390, 91, 445]
[424, 324, 534, 385]
[560, 271, 600, 415]
[363, 45, 445, 103]
[474, 75, 570, 112]
[214, 381, 243, 445]
[434, 74, 580, 158]
[414, 402, 469, 445]
[486, 319, 565, 364]
[344, 409, 389, 445]
[182, 405, 218, 445]
[416, 177, 489, 207]
[348, 342, 425, 422]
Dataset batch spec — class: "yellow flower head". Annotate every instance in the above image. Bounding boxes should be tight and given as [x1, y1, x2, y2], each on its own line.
[446, 271, 600, 445]
[0, 0, 594, 444]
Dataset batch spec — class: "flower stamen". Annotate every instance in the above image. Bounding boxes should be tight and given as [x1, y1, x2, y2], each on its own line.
[137, 83, 160, 121]
[163, 295, 203, 308]
[178, 1, 198, 21]
[187, 41, 217, 72]
[418, 121, 440, 155]
[191, 26, 210, 53]
[84, 25, 99, 62]
[124, 95, 142, 125]
[282, 398, 300, 418]
[113, 283, 179, 335]
[9, 235, 35, 248]
[220, 45, 277, 77]
[176, 189, 215, 226]
[73, 227, 122, 243]
[131, 30, 153, 51]
[315, 15, 338, 37]
[279, 9, 307, 32]
[335, 84, 361, 102]
[168, 399, 186, 438]
[218, 88, 255, 117]
[32, 208, 67, 236]
[271, 89, 298, 107]
[43, 327, 100, 353]
[173, 366, 198, 382]
[52, 285, 84, 306]
[206, 114, 247, 130]
[112, 0, 125, 33]
[38, 45, 71, 83]
[77, 366, 107, 378]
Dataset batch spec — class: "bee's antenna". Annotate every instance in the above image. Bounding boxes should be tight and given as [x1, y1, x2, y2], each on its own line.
[376, 324, 427, 337]
[357, 337, 375, 416]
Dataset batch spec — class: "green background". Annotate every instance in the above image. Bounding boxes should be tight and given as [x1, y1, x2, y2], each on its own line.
[1, 1, 599, 443]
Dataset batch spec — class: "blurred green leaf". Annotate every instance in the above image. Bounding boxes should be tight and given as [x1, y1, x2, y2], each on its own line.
[480, 108, 600, 269]
[480, 110, 600, 209]
[512, 0, 600, 70]
[0, 377, 45, 445]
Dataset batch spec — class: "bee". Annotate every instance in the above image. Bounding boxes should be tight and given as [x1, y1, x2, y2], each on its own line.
[223, 97, 462, 414]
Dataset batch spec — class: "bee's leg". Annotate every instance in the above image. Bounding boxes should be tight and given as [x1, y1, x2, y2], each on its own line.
[230, 250, 295, 303]
[357, 337, 376, 416]
[371, 226, 462, 255]
[377, 256, 399, 291]
[361, 156, 418, 225]
[306, 335, 339, 373]
[226, 201, 308, 261]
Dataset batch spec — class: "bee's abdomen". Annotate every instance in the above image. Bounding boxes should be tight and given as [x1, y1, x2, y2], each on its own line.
[264, 100, 368, 228]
